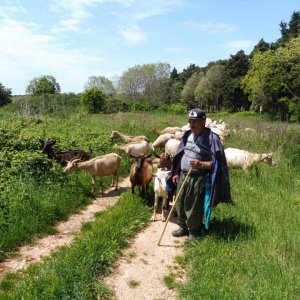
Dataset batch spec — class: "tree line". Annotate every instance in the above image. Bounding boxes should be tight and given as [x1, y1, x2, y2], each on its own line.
[1, 11, 299, 121]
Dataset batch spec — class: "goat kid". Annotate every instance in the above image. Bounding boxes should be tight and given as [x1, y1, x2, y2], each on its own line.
[63, 153, 121, 195]
[152, 168, 170, 222]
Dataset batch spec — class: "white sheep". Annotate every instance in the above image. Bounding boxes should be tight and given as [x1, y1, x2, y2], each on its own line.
[152, 168, 170, 222]
[151, 127, 182, 136]
[181, 123, 190, 132]
[224, 147, 273, 171]
[164, 138, 180, 157]
[151, 133, 174, 150]
[63, 153, 121, 194]
[210, 127, 230, 145]
[113, 141, 150, 156]
[110, 130, 149, 143]
[174, 130, 184, 140]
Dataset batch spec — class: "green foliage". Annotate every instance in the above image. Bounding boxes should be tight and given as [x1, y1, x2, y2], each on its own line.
[119, 62, 171, 105]
[80, 87, 108, 113]
[242, 36, 300, 121]
[278, 10, 300, 45]
[156, 103, 186, 115]
[6, 93, 81, 117]
[131, 99, 152, 112]
[84, 75, 115, 96]
[0, 83, 12, 107]
[194, 64, 226, 112]
[26, 75, 61, 96]
[103, 98, 131, 113]
[181, 71, 203, 109]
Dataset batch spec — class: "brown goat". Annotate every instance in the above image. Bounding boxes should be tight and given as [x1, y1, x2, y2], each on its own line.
[129, 154, 153, 198]
[155, 153, 173, 171]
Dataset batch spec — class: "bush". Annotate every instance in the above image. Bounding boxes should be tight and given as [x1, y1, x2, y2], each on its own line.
[157, 103, 186, 115]
[0, 83, 12, 107]
[80, 88, 108, 113]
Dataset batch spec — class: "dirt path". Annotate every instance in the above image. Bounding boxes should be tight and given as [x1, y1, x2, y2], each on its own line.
[103, 215, 186, 300]
[0, 176, 187, 299]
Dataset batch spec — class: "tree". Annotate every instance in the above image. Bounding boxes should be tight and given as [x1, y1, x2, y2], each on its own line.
[250, 38, 270, 57]
[242, 36, 300, 121]
[84, 76, 115, 96]
[119, 63, 171, 105]
[178, 63, 202, 86]
[170, 67, 179, 81]
[80, 87, 107, 113]
[26, 75, 61, 95]
[0, 83, 12, 107]
[181, 72, 203, 109]
[222, 50, 251, 111]
[277, 11, 300, 45]
[194, 64, 226, 112]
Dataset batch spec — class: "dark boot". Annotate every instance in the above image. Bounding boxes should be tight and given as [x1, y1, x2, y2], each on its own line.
[172, 227, 189, 237]
[188, 227, 204, 241]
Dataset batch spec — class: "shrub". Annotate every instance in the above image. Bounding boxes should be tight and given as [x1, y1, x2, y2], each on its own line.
[80, 88, 108, 113]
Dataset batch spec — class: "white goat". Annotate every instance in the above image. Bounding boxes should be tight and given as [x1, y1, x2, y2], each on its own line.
[63, 153, 121, 194]
[110, 130, 149, 143]
[152, 168, 170, 222]
[165, 138, 180, 157]
[224, 147, 273, 171]
[113, 141, 150, 156]
[151, 133, 174, 150]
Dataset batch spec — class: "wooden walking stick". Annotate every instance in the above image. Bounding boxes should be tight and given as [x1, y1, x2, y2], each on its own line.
[157, 167, 192, 246]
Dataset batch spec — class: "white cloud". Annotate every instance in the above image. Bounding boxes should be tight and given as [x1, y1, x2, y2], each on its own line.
[133, 0, 183, 21]
[0, 18, 104, 93]
[50, 0, 135, 32]
[120, 24, 146, 45]
[0, 4, 27, 17]
[183, 20, 238, 34]
[223, 40, 257, 51]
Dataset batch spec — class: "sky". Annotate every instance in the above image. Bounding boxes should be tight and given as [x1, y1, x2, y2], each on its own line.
[0, 0, 299, 95]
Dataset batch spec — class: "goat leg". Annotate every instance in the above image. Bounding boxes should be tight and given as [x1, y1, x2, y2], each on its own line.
[162, 196, 168, 222]
[151, 195, 158, 221]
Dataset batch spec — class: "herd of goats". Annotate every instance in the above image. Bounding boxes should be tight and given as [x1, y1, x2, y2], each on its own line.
[40, 118, 274, 222]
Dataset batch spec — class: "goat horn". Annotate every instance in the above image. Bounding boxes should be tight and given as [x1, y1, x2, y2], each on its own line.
[71, 158, 81, 163]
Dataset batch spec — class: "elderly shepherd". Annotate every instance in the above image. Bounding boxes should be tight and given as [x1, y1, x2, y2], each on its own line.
[167, 108, 232, 240]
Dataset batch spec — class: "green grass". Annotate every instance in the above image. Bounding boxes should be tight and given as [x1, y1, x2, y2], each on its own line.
[0, 192, 151, 299]
[173, 120, 300, 300]
[0, 110, 299, 299]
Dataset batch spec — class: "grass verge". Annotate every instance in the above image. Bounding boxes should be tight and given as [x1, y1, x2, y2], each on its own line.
[0, 192, 151, 300]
